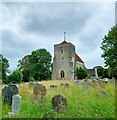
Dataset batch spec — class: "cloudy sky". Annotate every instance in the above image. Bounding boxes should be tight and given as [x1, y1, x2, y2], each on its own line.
[1, 1, 116, 71]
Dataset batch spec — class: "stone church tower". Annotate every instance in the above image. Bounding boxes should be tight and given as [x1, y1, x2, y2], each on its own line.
[52, 36, 84, 80]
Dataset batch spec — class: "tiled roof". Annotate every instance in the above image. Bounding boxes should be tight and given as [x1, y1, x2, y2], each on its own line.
[75, 54, 84, 63]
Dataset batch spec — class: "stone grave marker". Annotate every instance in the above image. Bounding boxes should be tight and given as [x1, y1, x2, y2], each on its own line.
[82, 80, 91, 89]
[2, 84, 18, 106]
[101, 91, 108, 97]
[60, 83, 69, 88]
[12, 95, 22, 113]
[33, 83, 46, 103]
[50, 85, 57, 90]
[8, 95, 22, 116]
[74, 80, 80, 86]
[52, 94, 67, 113]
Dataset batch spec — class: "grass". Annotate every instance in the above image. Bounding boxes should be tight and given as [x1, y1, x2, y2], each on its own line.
[0, 80, 115, 119]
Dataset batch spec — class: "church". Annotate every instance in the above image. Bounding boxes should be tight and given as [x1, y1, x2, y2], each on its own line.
[52, 34, 85, 80]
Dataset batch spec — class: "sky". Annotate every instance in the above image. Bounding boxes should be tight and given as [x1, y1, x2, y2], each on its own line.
[1, 1, 116, 71]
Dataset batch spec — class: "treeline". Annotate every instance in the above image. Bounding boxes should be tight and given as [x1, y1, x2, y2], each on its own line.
[0, 48, 52, 84]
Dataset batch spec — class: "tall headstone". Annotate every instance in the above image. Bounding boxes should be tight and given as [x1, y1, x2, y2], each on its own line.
[8, 95, 22, 116]
[2, 84, 19, 106]
[95, 68, 98, 79]
[12, 95, 22, 113]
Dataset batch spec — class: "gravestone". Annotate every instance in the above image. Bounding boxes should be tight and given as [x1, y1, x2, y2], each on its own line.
[64, 83, 69, 88]
[33, 83, 46, 96]
[52, 94, 67, 112]
[101, 91, 108, 97]
[12, 95, 22, 113]
[60, 83, 69, 88]
[74, 80, 80, 86]
[2, 84, 18, 106]
[8, 95, 22, 116]
[82, 80, 91, 89]
[50, 85, 57, 90]
[33, 83, 46, 103]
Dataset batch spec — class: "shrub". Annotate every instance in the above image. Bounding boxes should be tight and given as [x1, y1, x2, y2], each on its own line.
[8, 69, 23, 84]
[74, 67, 87, 79]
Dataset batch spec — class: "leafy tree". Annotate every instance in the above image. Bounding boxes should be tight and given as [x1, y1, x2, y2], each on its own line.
[0, 54, 10, 84]
[101, 25, 117, 79]
[29, 49, 52, 81]
[94, 66, 104, 77]
[17, 55, 30, 82]
[74, 67, 87, 79]
[8, 69, 23, 84]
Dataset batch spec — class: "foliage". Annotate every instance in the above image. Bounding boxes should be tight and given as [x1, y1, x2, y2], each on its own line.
[86, 74, 92, 79]
[29, 48, 52, 81]
[74, 67, 87, 79]
[17, 49, 52, 81]
[17, 55, 30, 82]
[0, 54, 10, 84]
[8, 69, 23, 84]
[94, 66, 104, 77]
[101, 25, 117, 78]
[29, 76, 35, 82]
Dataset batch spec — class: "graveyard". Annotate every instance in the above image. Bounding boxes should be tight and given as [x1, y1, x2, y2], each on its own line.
[0, 79, 115, 119]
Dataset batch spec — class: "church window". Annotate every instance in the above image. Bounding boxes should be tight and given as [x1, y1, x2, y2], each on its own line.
[70, 62, 73, 67]
[60, 70, 65, 79]
[61, 49, 63, 53]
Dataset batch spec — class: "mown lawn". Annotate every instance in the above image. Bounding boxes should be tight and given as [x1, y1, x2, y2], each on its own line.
[0, 80, 115, 119]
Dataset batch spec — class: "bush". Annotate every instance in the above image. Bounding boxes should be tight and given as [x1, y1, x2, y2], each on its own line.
[74, 67, 87, 79]
[8, 69, 23, 84]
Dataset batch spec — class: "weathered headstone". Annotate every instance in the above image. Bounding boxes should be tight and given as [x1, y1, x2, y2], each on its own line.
[82, 80, 91, 89]
[104, 78, 109, 83]
[74, 80, 80, 86]
[64, 83, 69, 88]
[8, 95, 22, 116]
[33, 83, 46, 96]
[33, 83, 46, 103]
[60, 83, 69, 88]
[50, 85, 57, 90]
[52, 94, 67, 112]
[12, 95, 22, 113]
[101, 91, 108, 97]
[2, 84, 18, 106]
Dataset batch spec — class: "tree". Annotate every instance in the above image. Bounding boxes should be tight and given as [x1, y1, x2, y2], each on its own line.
[29, 49, 52, 81]
[17, 55, 30, 82]
[0, 54, 10, 84]
[101, 25, 117, 79]
[8, 69, 23, 84]
[74, 67, 87, 79]
[94, 66, 104, 77]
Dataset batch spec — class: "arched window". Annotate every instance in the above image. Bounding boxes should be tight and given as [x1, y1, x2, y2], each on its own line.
[60, 70, 65, 79]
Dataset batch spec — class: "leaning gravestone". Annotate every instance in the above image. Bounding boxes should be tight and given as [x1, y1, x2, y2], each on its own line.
[33, 83, 46, 103]
[52, 94, 67, 113]
[2, 84, 18, 106]
[8, 95, 22, 116]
